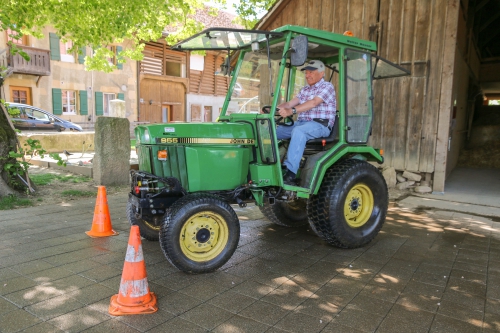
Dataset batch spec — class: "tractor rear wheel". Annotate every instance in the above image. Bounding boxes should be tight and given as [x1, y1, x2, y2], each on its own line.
[160, 193, 240, 274]
[259, 199, 308, 227]
[307, 159, 388, 248]
[126, 200, 161, 241]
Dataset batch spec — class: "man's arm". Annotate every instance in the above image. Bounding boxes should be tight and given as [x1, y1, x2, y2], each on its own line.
[278, 96, 324, 117]
[277, 97, 300, 109]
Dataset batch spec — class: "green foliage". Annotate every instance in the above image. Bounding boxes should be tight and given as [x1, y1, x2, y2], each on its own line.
[61, 190, 96, 197]
[0, 194, 33, 210]
[0, 98, 67, 191]
[1, 0, 278, 72]
[0, 0, 224, 72]
[231, 0, 277, 29]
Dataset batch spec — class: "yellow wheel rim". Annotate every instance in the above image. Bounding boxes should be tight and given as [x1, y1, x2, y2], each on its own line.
[145, 221, 160, 231]
[179, 211, 229, 262]
[344, 184, 374, 228]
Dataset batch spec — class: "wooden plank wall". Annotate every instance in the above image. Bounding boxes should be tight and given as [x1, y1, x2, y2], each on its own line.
[189, 52, 229, 96]
[259, 0, 456, 174]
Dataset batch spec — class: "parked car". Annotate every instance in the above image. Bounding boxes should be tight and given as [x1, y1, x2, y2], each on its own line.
[6, 103, 83, 132]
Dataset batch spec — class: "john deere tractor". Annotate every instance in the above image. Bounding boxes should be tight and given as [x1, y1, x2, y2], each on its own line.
[128, 25, 409, 273]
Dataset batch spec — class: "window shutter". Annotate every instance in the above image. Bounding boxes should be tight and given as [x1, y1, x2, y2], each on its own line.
[95, 91, 103, 116]
[52, 88, 62, 115]
[49, 33, 60, 61]
[79, 90, 88, 115]
[78, 47, 86, 64]
[116, 46, 123, 69]
[117, 93, 124, 101]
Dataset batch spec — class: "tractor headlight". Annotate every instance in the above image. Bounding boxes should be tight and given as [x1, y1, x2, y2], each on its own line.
[143, 129, 150, 143]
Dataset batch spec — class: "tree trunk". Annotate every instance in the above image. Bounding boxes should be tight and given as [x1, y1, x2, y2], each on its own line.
[0, 103, 20, 197]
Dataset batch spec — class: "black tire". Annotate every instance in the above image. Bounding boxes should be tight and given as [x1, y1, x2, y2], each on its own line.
[126, 200, 161, 241]
[307, 159, 388, 248]
[160, 193, 240, 274]
[259, 199, 308, 227]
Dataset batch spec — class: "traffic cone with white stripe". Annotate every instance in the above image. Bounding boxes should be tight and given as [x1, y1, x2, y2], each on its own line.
[109, 225, 157, 315]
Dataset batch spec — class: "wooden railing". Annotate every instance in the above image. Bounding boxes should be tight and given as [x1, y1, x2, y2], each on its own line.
[7, 45, 51, 76]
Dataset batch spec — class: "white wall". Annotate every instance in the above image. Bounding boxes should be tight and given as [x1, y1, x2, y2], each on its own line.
[186, 94, 227, 122]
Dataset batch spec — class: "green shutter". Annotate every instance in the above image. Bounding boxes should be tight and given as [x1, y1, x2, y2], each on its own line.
[79, 90, 88, 115]
[117, 93, 124, 101]
[116, 46, 123, 69]
[49, 33, 60, 61]
[52, 88, 62, 115]
[95, 91, 103, 116]
[78, 47, 86, 64]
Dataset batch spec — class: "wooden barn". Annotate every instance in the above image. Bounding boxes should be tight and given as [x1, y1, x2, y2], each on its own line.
[256, 0, 500, 192]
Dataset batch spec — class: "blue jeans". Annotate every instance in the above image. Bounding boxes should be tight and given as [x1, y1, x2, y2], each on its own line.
[276, 120, 331, 173]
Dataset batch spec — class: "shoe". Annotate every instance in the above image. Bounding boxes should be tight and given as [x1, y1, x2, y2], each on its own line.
[283, 170, 297, 185]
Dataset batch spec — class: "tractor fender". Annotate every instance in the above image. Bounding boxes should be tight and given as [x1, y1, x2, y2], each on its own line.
[308, 145, 383, 195]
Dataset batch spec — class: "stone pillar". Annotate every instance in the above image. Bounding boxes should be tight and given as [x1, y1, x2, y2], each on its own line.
[93, 117, 130, 186]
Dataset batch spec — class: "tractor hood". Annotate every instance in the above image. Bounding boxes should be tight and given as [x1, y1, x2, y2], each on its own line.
[135, 122, 256, 146]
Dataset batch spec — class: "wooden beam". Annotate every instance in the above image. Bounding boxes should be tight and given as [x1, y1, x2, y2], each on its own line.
[475, 0, 491, 12]
[480, 11, 500, 31]
[433, 0, 460, 193]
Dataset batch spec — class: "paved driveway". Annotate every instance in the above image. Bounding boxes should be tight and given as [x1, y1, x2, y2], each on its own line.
[0, 193, 499, 332]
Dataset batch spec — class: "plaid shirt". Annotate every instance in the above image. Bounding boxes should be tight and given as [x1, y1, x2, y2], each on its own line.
[296, 78, 336, 128]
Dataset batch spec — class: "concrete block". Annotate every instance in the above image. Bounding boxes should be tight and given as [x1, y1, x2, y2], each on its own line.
[402, 170, 422, 182]
[414, 186, 432, 193]
[397, 181, 411, 190]
[382, 167, 397, 188]
[93, 117, 130, 186]
[396, 174, 407, 183]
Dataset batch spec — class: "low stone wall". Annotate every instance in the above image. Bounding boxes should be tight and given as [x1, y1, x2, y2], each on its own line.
[18, 132, 95, 154]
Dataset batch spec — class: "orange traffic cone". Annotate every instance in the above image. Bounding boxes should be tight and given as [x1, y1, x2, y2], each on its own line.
[109, 225, 158, 315]
[86, 186, 118, 238]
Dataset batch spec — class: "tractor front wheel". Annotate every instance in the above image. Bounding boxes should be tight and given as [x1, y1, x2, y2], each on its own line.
[160, 194, 240, 274]
[259, 199, 308, 227]
[307, 159, 388, 248]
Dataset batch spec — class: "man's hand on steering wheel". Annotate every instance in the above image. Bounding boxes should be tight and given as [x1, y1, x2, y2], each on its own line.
[261, 105, 294, 126]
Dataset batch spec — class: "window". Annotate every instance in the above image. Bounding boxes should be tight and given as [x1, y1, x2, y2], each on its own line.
[60, 40, 75, 62]
[204, 106, 212, 122]
[106, 45, 117, 65]
[103, 93, 116, 116]
[10, 86, 31, 104]
[6, 28, 28, 45]
[105, 45, 123, 69]
[62, 90, 77, 114]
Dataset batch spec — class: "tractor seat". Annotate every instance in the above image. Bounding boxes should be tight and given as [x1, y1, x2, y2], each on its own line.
[305, 115, 339, 150]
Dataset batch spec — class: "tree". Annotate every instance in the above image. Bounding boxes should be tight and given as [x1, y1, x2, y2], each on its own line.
[231, 0, 277, 29]
[1, 0, 224, 72]
[0, 0, 277, 197]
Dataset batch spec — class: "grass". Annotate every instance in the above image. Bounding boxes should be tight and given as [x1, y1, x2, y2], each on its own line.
[31, 173, 91, 185]
[61, 190, 96, 197]
[0, 195, 33, 210]
[131, 139, 136, 149]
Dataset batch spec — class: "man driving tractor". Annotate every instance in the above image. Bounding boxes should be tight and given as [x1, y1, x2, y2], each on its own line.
[275, 59, 336, 185]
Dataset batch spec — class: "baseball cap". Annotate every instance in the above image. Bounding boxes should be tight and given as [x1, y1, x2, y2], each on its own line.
[301, 60, 325, 72]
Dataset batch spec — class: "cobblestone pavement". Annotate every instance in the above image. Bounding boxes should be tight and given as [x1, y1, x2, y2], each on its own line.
[0, 193, 499, 333]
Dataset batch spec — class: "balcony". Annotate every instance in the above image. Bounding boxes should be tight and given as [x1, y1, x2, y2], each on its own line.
[6, 45, 51, 76]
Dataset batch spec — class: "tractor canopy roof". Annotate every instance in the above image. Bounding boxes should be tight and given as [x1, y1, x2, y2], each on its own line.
[171, 25, 377, 52]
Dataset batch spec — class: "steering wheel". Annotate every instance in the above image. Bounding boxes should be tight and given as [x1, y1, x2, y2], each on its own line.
[261, 105, 294, 127]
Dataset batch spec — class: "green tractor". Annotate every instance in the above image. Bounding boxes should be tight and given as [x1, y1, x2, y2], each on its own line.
[128, 25, 409, 273]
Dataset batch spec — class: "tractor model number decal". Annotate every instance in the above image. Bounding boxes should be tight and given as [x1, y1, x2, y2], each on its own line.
[156, 138, 254, 144]
[158, 138, 179, 143]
